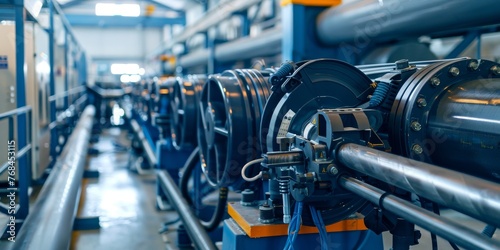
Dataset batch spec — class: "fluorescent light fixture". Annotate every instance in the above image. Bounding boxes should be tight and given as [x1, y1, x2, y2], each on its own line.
[120, 75, 130, 83]
[95, 3, 140, 17]
[138, 68, 145, 76]
[111, 64, 140, 75]
[120, 74, 141, 83]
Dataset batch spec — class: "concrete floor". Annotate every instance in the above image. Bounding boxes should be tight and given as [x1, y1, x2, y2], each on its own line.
[0, 127, 497, 250]
[71, 128, 181, 250]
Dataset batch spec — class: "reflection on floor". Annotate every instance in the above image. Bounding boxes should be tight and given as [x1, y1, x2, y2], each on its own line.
[71, 128, 181, 250]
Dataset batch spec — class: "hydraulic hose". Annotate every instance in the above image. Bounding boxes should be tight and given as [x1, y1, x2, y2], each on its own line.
[180, 147, 228, 231]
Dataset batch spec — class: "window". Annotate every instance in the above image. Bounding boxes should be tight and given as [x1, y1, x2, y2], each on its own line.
[95, 3, 140, 17]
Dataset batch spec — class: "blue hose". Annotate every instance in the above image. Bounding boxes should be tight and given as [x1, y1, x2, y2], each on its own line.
[369, 81, 390, 108]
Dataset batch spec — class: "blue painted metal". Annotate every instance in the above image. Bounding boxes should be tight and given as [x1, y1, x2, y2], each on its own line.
[48, 0, 58, 163]
[14, 0, 30, 220]
[281, 4, 340, 62]
[222, 219, 384, 250]
[64, 30, 69, 109]
[0, 7, 15, 20]
[445, 30, 480, 59]
[65, 14, 185, 28]
[60, 0, 84, 9]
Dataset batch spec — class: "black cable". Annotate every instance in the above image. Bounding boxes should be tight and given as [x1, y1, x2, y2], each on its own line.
[180, 147, 200, 206]
[179, 147, 228, 231]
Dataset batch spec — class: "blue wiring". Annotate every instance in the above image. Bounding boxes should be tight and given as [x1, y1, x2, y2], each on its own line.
[310, 206, 329, 250]
[284, 202, 303, 250]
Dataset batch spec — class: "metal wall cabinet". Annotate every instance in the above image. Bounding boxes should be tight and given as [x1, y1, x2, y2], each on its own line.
[0, 0, 87, 236]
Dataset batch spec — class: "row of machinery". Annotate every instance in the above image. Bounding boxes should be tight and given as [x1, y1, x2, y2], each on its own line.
[123, 57, 500, 250]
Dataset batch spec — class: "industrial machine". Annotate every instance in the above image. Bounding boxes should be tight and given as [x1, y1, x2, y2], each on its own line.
[219, 58, 500, 250]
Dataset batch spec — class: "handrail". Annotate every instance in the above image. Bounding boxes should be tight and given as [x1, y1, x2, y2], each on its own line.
[48, 86, 86, 102]
[0, 106, 32, 121]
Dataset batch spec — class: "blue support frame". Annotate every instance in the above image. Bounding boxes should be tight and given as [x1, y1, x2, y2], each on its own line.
[14, 0, 30, 220]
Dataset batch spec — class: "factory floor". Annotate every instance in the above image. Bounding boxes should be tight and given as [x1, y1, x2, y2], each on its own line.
[71, 128, 183, 250]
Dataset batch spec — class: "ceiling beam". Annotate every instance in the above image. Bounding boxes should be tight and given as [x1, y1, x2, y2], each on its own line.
[66, 14, 185, 28]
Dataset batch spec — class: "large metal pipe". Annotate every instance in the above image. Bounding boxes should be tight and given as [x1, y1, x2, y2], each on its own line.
[316, 0, 500, 45]
[336, 143, 500, 228]
[339, 177, 500, 250]
[157, 170, 217, 250]
[178, 27, 282, 68]
[215, 28, 282, 62]
[12, 105, 95, 250]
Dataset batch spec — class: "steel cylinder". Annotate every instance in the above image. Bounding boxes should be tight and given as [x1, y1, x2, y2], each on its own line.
[316, 0, 500, 46]
[170, 75, 205, 150]
[427, 78, 500, 181]
[197, 69, 273, 188]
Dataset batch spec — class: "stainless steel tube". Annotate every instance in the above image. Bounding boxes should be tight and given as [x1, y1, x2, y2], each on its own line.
[339, 177, 500, 250]
[157, 170, 217, 250]
[130, 119, 157, 167]
[317, 0, 500, 45]
[12, 105, 95, 250]
[337, 143, 500, 228]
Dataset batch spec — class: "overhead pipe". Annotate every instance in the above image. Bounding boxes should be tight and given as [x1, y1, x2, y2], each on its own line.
[12, 105, 95, 250]
[157, 170, 217, 250]
[336, 143, 500, 229]
[178, 27, 282, 68]
[149, 0, 262, 58]
[316, 0, 500, 45]
[339, 177, 500, 250]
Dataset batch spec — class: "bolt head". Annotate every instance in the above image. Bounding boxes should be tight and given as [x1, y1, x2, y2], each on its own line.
[491, 65, 500, 75]
[412, 144, 423, 154]
[449, 67, 460, 77]
[468, 60, 479, 71]
[430, 77, 440, 87]
[328, 164, 339, 175]
[411, 121, 422, 131]
[417, 98, 427, 108]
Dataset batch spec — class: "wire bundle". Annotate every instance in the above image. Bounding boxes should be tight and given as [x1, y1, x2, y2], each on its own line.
[310, 206, 329, 250]
[284, 202, 303, 250]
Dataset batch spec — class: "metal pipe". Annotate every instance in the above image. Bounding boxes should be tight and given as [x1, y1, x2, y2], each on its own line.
[12, 105, 95, 250]
[336, 143, 500, 228]
[130, 119, 157, 167]
[215, 28, 282, 62]
[157, 170, 217, 250]
[316, 0, 500, 45]
[178, 27, 283, 68]
[339, 177, 500, 250]
[148, 0, 262, 58]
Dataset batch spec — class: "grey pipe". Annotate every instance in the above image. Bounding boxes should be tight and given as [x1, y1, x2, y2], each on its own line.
[336, 143, 500, 229]
[12, 105, 95, 250]
[339, 177, 500, 250]
[317, 0, 500, 45]
[157, 170, 217, 250]
[148, 0, 262, 58]
[178, 27, 282, 68]
[215, 28, 282, 62]
[130, 119, 157, 167]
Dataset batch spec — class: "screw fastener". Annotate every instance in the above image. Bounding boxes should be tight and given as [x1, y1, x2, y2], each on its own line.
[491, 65, 500, 75]
[417, 98, 427, 108]
[411, 121, 422, 131]
[468, 60, 479, 71]
[430, 77, 440, 87]
[449, 67, 460, 77]
[412, 144, 423, 155]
